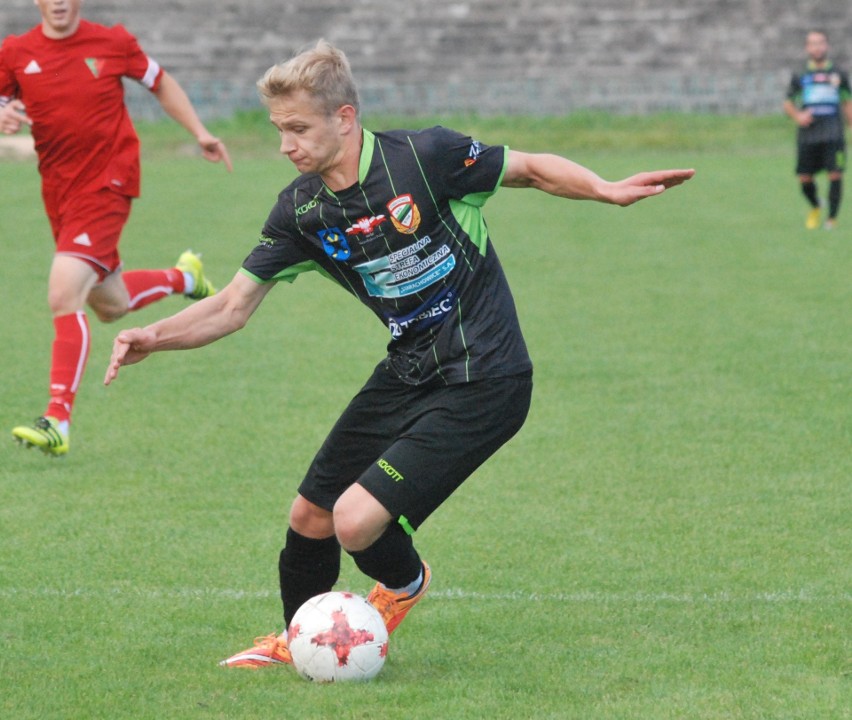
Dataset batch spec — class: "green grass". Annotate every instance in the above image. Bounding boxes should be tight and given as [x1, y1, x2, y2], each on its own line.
[0, 115, 849, 720]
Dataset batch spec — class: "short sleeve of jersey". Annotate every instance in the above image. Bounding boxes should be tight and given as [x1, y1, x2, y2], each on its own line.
[414, 126, 508, 207]
[841, 71, 852, 101]
[113, 23, 163, 91]
[786, 73, 802, 102]
[241, 187, 316, 283]
[0, 36, 20, 100]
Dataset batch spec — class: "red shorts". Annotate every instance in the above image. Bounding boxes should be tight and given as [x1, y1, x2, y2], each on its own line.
[43, 187, 132, 281]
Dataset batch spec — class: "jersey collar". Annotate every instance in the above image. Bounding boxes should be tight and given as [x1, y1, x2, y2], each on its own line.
[359, 129, 375, 185]
[322, 129, 374, 200]
[807, 59, 834, 72]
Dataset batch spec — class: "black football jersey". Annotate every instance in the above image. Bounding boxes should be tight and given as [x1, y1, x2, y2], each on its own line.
[242, 126, 532, 386]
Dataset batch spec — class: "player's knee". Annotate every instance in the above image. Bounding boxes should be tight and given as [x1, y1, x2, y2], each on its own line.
[332, 513, 367, 551]
[47, 286, 84, 316]
[332, 498, 389, 552]
[289, 495, 334, 538]
[91, 303, 127, 323]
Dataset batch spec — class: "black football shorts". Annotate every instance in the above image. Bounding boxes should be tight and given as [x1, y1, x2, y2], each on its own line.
[796, 139, 846, 175]
[298, 360, 533, 532]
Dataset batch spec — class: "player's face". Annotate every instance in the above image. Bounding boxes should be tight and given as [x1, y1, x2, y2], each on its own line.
[805, 32, 829, 63]
[34, 0, 83, 39]
[268, 91, 346, 177]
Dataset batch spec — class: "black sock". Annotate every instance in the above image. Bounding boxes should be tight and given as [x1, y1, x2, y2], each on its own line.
[828, 178, 842, 219]
[279, 528, 341, 627]
[801, 180, 819, 207]
[348, 522, 422, 590]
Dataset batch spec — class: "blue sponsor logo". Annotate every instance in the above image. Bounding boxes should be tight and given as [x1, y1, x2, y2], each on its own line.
[317, 227, 351, 261]
[386, 287, 457, 339]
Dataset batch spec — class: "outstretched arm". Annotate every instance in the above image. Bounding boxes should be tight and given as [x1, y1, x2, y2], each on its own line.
[502, 150, 694, 206]
[104, 272, 272, 385]
[153, 71, 233, 171]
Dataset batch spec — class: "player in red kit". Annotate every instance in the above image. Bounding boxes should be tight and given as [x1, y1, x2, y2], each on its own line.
[1, 0, 232, 456]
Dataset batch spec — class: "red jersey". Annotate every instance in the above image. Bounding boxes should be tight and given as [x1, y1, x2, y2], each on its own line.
[0, 19, 163, 200]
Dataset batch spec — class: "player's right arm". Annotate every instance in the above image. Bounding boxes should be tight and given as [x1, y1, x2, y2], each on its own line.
[783, 98, 813, 127]
[0, 37, 27, 134]
[104, 272, 274, 385]
[783, 73, 813, 127]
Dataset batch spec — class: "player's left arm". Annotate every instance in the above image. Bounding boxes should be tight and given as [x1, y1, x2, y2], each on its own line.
[841, 73, 852, 129]
[502, 150, 694, 207]
[152, 71, 233, 171]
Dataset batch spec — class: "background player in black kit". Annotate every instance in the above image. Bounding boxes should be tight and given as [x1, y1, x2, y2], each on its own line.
[783, 29, 852, 230]
[104, 40, 694, 669]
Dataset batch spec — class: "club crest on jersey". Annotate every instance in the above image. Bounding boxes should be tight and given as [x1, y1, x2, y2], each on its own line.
[318, 227, 351, 261]
[85, 58, 105, 78]
[387, 194, 421, 234]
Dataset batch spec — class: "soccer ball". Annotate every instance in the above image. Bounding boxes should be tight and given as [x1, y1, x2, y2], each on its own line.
[288, 591, 389, 682]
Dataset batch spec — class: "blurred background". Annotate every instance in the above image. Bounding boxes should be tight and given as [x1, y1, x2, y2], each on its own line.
[3, 0, 852, 118]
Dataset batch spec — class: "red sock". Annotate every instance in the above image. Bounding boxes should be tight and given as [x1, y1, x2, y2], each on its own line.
[46, 311, 91, 423]
[123, 268, 185, 311]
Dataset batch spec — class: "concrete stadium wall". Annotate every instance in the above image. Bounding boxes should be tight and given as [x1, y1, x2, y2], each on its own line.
[3, 0, 852, 117]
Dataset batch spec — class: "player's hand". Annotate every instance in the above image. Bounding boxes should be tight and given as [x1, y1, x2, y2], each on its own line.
[605, 168, 696, 206]
[0, 99, 32, 135]
[796, 109, 814, 128]
[104, 327, 157, 386]
[197, 132, 233, 172]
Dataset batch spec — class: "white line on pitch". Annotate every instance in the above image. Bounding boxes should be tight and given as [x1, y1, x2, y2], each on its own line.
[0, 587, 848, 603]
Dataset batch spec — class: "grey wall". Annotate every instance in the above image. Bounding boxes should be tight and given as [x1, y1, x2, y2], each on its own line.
[3, 1, 851, 116]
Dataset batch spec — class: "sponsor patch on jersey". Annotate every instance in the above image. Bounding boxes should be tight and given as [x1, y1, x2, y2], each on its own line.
[296, 199, 318, 216]
[317, 227, 351, 261]
[354, 235, 455, 298]
[385, 286, 457, 339]
[387, 194, 421, 234]
[346, 214, 386, 237]
[464, 140, 483, 167]
[23, 59, 42, 75]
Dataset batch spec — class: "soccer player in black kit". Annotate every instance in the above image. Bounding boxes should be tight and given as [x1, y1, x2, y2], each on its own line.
[783, 29, 852, 230]
[104, 40, 694, 669]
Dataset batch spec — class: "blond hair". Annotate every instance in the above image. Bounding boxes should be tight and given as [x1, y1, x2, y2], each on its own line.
[257, 39, 360, 118]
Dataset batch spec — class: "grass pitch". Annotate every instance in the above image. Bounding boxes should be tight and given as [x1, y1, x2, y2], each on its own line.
[0, 114, 849, 720]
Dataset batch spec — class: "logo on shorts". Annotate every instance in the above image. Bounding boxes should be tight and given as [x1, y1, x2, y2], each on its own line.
[72, 233, 92, 247]
[377, 458, 404, 482]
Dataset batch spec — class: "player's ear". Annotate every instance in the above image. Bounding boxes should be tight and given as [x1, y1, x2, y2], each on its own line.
[337, 104, 358, 134]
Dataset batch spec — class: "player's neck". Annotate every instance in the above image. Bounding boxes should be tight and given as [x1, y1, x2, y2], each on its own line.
[321, 127, 364, 192]
[41, 18, 82, 40]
